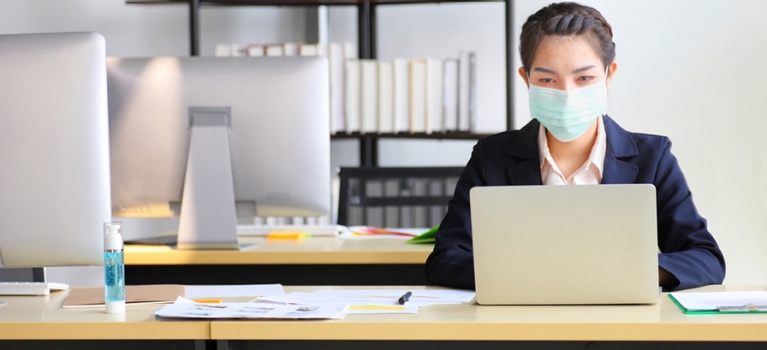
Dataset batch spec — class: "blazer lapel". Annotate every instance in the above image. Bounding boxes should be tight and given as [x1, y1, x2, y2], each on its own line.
[506, 120, 543, 186]
[601, 116, 639, 184]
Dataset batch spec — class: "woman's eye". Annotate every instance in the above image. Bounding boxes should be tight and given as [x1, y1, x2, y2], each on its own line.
[539, 78, 554, 83]
[578, 76, 594, 82]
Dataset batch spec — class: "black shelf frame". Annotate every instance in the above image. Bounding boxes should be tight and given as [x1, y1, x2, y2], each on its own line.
[128, 0, 514, 166]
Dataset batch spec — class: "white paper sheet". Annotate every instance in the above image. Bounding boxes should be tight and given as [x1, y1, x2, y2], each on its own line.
[154, 299, 348, 319]
[258, 289, 475, 308]
[185, 284, 285, 299]
[670, 291, 767, 311]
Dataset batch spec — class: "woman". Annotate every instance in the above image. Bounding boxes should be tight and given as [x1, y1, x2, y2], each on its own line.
[425, 2, 725, 291]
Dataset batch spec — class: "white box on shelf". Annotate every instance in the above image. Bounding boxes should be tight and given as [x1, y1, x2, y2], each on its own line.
[231, 44, 244, 57]
[378, 61, 394, 134]
[316, 43, 328, 57]
[360, 60, 378, 134]
[458, 51, 477, 132]
[283, 42, 299, 56]
[344, 60, 361, 134]
[247, 44, 265, 57]
[409, 59, 427, 134]
[343, 42, 357, 59]
[443, 58, 459, 132]
[299, 43, 318, 56]
[393, 59, 410, 133]
[266, 44, 284, 56]
[328, 43, 346, 134]
[426, 59, 444, 134]
[215, 44, 231, 57]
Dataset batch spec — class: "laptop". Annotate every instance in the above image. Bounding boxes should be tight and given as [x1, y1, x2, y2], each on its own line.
[470, 184, 659, 305]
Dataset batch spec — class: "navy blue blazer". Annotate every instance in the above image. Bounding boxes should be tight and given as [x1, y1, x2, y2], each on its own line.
[425, 116, 725, 291]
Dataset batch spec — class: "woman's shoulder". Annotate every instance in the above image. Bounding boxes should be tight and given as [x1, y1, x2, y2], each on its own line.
[476, 119, 541, 152]
[604, 116, 672, 154]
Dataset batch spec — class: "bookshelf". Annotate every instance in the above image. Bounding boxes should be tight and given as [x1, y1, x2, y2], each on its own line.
[127, 0, 513, 166]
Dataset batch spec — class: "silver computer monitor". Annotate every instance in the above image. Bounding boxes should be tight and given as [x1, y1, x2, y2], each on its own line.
[0, 32, 111, 267]
[107, 56, 330, 249]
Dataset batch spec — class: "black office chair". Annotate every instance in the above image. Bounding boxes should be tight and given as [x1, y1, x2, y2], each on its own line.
[337, 167, 464, 228]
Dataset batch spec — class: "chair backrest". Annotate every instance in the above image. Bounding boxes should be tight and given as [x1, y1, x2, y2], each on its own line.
[337, 167, 464, 228]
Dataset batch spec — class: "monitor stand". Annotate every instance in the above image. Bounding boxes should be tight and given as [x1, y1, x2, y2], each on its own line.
[177, 107, 252, 250]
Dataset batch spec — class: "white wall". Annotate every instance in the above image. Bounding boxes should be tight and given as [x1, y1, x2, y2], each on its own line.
[514, 0, 767, 284]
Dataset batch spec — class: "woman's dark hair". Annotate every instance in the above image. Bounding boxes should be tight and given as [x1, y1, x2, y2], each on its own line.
[519, 2, 615, 73]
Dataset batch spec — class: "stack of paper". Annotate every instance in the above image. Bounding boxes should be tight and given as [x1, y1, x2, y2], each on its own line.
[155, 298, 348, 320]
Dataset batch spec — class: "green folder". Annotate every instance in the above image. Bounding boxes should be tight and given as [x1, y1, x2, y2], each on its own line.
[668, 294, 767, 314]
[406, 225, 439, 244]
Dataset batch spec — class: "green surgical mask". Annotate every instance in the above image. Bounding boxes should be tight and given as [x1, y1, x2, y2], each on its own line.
[528, 77, 608, 142]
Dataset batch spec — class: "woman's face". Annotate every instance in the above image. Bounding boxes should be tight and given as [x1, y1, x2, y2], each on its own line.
[519, 35, 617, 91]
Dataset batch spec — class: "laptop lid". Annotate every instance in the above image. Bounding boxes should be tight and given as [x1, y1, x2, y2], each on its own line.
[470, 184, 658, 305]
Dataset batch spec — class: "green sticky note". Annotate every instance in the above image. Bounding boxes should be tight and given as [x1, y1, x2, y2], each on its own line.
[406, 225, 439, 244]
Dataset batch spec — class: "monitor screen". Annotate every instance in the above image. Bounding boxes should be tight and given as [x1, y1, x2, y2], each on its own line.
[0, 32, 111, 267]
[106, 57, 331, 245]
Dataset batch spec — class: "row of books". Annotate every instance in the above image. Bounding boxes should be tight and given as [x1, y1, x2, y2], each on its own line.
[215, 42, 477, 135]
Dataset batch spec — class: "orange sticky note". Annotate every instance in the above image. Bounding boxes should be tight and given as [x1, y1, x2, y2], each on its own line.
[266, 231, 307, 241]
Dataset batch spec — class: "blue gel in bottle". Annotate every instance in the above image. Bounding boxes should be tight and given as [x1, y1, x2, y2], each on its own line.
[104, 251, 125, 301]
[104, 222, 125, 313]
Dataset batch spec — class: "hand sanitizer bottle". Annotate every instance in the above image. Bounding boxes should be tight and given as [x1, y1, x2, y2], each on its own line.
[104, 222, 125, 314]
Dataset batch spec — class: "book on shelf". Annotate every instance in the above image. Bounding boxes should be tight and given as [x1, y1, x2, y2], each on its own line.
[247, 44, 265, 57]
[409, 59, 427, 134]
[343, 42, 357, 60]
[425, 59, 444, 134]
[299, 43, 317, 56]
[458, 51, 477, 132]
[344, 60, 361, 134]
[360, 60, 378, 134]
[378, 61, 395, 134]
[443, 58, 459, 132]
[393, 58, 410, 134]
[265, 44, 284, 56]
[215, 43, 231, 57]
[283, 42, 299, 56]
[328, 43, 346, 134]
[231, 44, 245, 57]
[316, 43, 328, 57]
[214, 41, 477, 137]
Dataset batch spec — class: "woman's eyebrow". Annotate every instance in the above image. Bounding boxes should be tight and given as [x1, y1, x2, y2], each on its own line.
[573, 65, 596, 73]
[533, 67, 556, 74]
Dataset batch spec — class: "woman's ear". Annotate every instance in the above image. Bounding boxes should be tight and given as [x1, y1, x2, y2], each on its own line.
[606, 62, 618, 89]
[518, 67, 530, 88]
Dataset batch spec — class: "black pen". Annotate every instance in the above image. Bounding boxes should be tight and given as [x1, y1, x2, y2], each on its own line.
[398, 291, 412, 305]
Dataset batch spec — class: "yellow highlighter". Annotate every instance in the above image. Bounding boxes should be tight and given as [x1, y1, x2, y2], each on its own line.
[193, 299, 222, 304]
[266, 231, 307, 241]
